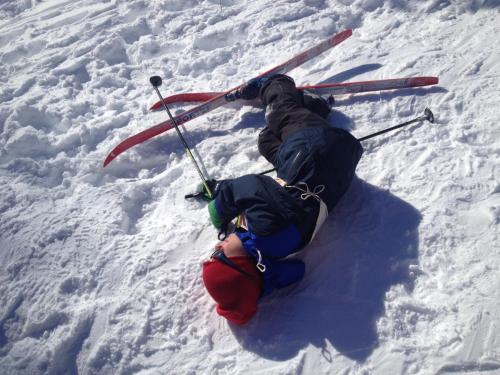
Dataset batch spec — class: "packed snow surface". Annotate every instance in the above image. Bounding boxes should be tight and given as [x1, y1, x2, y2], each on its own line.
[1, 0, 499, 374]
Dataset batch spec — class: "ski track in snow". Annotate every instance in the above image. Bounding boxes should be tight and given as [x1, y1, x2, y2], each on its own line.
[0, 0, 499, 374]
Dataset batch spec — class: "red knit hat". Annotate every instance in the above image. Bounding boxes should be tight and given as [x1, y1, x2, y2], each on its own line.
[202, 256, 262, 325]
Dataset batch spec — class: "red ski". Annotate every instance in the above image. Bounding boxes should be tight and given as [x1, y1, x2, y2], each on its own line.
[149, 77, 439, 110]
[104, 29, 353, 167]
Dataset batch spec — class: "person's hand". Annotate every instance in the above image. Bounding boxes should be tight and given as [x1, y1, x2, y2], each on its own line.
[185, 179, 218, 202]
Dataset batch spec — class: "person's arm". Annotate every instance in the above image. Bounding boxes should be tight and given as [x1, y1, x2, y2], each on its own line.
[209, 174, 300, 237]
[272, 259, 305, 289]
[260, 258, 306, 296]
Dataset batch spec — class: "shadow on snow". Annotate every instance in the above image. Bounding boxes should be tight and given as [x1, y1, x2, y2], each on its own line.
[232, 178, 421, 362]
[319, 63, 383, 84]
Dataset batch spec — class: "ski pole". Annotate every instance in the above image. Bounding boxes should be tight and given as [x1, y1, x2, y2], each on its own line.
[149, 76, 213, 199]
[358, 107, 434, 141]
[259, 108, 435, 176]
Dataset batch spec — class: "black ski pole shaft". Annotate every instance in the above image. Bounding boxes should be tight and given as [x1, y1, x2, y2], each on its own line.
[358, 108, 434, 142]
[259, 167, 276, 175]
[259, 108, 434, 176]
[149, 76, 213, 199]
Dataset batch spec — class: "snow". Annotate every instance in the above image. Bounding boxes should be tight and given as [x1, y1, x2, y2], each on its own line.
[1, 0, 499, 374]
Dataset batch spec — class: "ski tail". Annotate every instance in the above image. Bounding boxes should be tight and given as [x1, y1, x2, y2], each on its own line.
[104, 29, 352, 167]
[149, 77, 439, 108]
[103, 124, 168, 167]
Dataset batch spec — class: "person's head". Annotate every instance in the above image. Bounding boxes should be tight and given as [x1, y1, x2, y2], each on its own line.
[202, 234, 262, 325]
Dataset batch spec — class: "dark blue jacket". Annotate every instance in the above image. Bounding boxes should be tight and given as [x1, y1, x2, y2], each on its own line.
[212, 125, 363, 296]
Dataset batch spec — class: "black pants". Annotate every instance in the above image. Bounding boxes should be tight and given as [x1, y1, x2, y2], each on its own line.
[257, 76, 331, 166]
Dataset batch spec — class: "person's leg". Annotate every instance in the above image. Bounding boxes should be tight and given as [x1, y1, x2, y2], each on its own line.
[260, 76, 304, 136]
[250, 75, 331, 166]
[255, 75, 302, 166]
[301, 91, 331, 119]
[257, 126, 281, 166]
[261, 75, 330, 140]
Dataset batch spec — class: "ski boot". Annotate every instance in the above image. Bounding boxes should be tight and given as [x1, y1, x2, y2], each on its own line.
[226, 74, 294, 101]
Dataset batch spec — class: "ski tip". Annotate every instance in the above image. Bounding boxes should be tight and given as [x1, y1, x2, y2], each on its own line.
[428, 76, 439, 85]
[423, 77, 438, 85]
[337, 29, 353, 39]
[150, 102, 162, 111]
[408, 76, 439, 87]
[103, 151, 117, 167]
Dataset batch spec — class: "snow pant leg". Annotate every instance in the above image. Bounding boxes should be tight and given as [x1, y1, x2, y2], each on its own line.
[302, 91, 331, 119]
[258, 126, 281, 166]
[261, 76, 304, 136]
[256, 76, 301, 167]
[260, 76, 330, 141]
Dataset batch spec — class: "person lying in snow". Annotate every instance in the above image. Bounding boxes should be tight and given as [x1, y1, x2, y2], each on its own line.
[202, 74, 363, 325]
